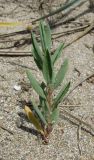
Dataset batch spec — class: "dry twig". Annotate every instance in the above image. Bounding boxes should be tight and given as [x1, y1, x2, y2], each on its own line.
[60, 109, 94, 136]
[0, 21, 93, 57]
[64, 73, 94, 101]
[64, 20, 94, 48]
[60, 74, 94, 136]
[0, 124, 14, 135]
[77, 118, 83, 155]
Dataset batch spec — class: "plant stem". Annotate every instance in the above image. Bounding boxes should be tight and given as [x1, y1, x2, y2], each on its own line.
[46, 85, 53, 109]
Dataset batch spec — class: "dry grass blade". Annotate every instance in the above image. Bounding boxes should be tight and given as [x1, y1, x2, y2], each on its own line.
[77, 121, 82, 155]
[0, 123, 14, 135]
[0, 22, 23, 27]
[60, 109, 94, 136]
[0, 20, 93, 57]
[32, 0, 85, 23]
[64, 20, 94, 48]
[63, 73, 94, 101]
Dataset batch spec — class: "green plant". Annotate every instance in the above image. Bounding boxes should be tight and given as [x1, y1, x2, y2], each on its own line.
[24, 21, 70, 143]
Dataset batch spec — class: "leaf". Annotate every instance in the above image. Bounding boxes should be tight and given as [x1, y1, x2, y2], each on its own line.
[39, 21, 46, 53]
[44, 23, 52, 51]
[51, 108, 59, 124]
[52, 43, 64, 64]
[24, 105, 44, 135]
[32, 100, 47, 125]
[39, 96, 46, 112]
[34, 57, 42, 70]
[39, 97, 49, 118]
[53, 82, 70, 108]
[26, 69, 46, 99]
[54, 59, 68, 89]
[39, 21, 51, 52]
[39, 82, 50, 119]
[43, 49, 53, 84]
[31, 32, 43, 69]
[32, 47, 43, 70]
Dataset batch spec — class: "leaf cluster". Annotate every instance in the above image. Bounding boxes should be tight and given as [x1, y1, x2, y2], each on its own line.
[25, 21, 70, 141]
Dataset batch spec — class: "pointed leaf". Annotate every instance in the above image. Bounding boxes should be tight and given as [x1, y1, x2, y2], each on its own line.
[32, 46, 42, 70]
[39, 96, 48, 118]
[43, 49, 53, 84]
[32, 100, 47, 125]
[34, 57, 42, 70]
[24, 105, 44, 135]
[52, 43, 64, 64]
[26, 70, 46, 99]
[31, 32, 43, 69]
[51, 108, 59, 124]
[39, 21, 46, 52]
[44, 22, 52, 51]
[39, 82, 50, 118]
[54, 59, 68, 89]
[53, 82, 70, 108]
[39, 21, 51, 52]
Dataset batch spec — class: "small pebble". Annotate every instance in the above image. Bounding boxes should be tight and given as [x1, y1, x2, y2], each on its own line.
[13, 85, 21, 91]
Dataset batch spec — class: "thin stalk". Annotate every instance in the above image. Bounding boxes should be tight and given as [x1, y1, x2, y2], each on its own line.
[46, 85, 53, 109]
[32, 0, 83, 23]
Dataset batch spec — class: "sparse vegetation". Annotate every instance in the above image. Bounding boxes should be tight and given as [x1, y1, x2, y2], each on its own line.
[24, 21, 70, 143]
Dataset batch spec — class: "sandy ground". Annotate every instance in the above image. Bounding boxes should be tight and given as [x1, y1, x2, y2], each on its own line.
[0, 0, 94, 160]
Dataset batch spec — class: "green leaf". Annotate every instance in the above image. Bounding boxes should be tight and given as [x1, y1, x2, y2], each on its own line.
[53, 82, 70, 108]
[32, 100, 47, 125]
[52, 43, 64, 64]
[44, 22, 52, 51]
[39, 21, 46, 53]
[31, 32, 43, 69]
[51, 108, 59, 124]
[43, 49, 53, 84]
[39, 21, 51, 52]
[39, 96, 50, 121]
[26, 69, 46, 99]
[39, 82, 50, 119]
[39, 96, 47, 114]
[34, 57, 42, 70]
[24, 105, 44, 135]
[54, 59, 68, 89]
